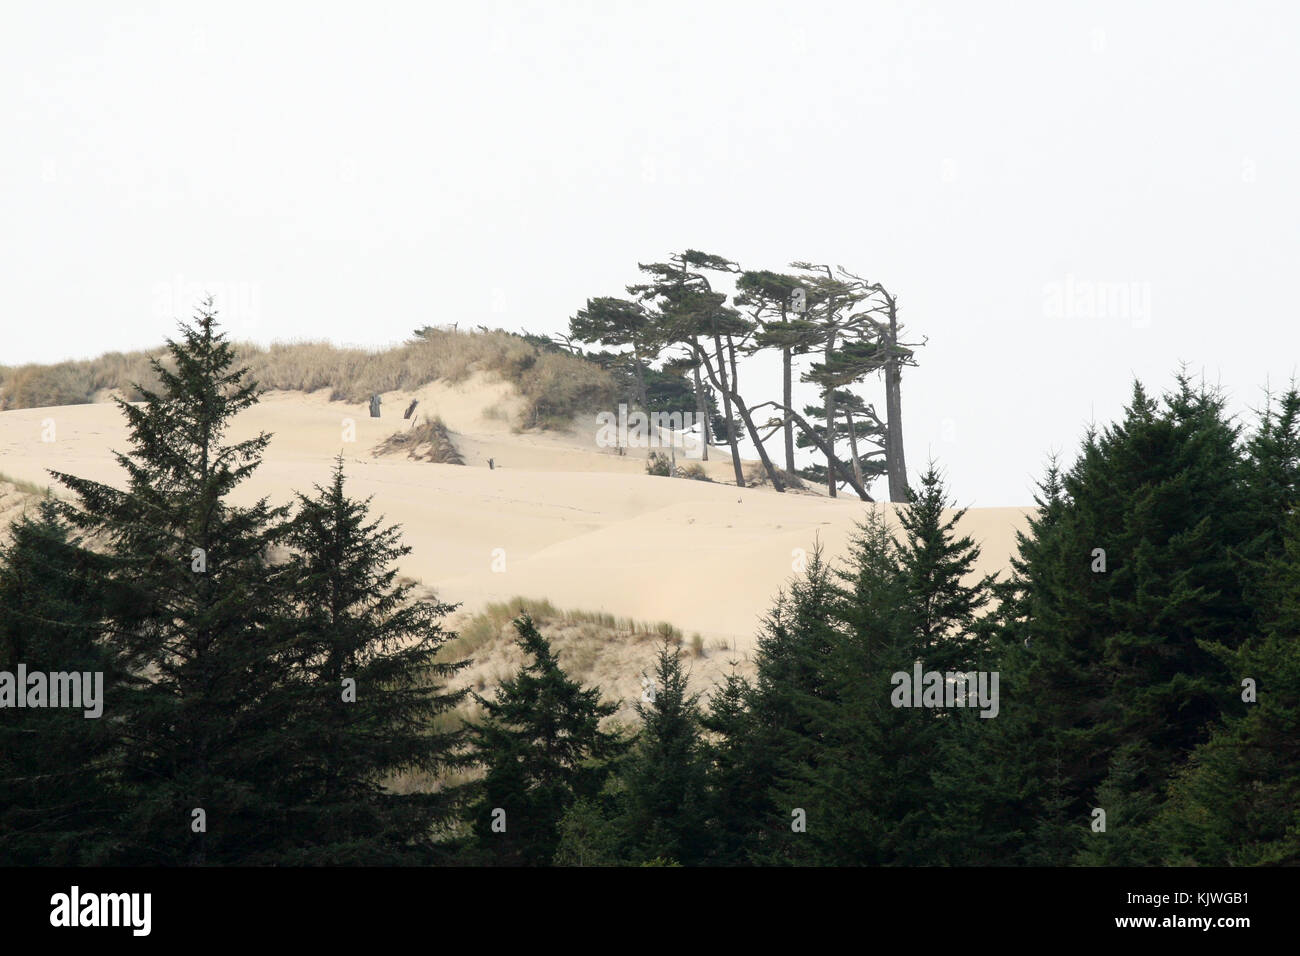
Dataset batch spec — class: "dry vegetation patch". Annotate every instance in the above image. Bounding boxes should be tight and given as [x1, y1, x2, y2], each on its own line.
[0, 328, 616, 432]
[744, 462, 807, 489]
[373, 416, 465, 465]
[384, 595, 753, 796]
[0, 475, 51, 544]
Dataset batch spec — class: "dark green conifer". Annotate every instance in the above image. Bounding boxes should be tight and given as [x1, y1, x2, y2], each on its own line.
[1157, 509, 1300, 864]
[0, 503, 123, 864]
[465, 615, 628, 865]
[279, 457, 470, 863]
[617, 642, 709, 864]
[49, 300, 300, 864]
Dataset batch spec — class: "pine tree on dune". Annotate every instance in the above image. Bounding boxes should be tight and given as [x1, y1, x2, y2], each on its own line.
[278, 456, 470, 863]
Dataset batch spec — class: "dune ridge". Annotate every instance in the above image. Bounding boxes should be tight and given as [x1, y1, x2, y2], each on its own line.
[0, 372, 1032, 678]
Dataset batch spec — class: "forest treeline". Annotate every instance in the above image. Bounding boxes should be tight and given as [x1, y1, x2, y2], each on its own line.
[1, 306, 1297, 866]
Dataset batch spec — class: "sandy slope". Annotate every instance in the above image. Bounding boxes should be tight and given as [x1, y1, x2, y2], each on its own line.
[0, 373, 1033, 655]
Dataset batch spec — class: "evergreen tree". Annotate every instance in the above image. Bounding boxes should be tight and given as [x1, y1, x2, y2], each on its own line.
[465, 615, 628, 865]
[551, 796, 624, 866]
[1241, 384, 1300, 559]
[278, 457, 470, 863]
[735, 269, 820, 474]
[892, 465, 994, 671]
[616, 642, 709, 864]
[923, 586, 1046, 866]
[789, 470, 992, 865]
[1238, 384, 1300, 629]
[1157, 509, 1300, 865]
[777, 511, 919, 865]
[1075, 742, 1163, 866]
[699, 668, 768, 865]
[744, 546, 845, 863]
[569, 296, 658, 411]
[990, 377, 1254, 864]
[48, 300, 302, 864]
[0, 503, 124, 864]
[937, 461, 1081, 865]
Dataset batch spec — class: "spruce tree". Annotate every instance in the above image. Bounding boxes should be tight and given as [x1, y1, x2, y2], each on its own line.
[778, 511, 919, 865]
[994, 377, 1254, 864]
[278, 457, 470, 863]
[1157, 509, 1300, 865]
[48, 300, 301, 864]
[1241, 384, 1300, 561]
[699, 669, 767, 865]
[551, 796, 624, 866]
[616, 642, 709, 865]
[892, 465, 993, 671]
[465, 615, 628, 865]
[744, 546, 845, 863]
[940, 461, 1083, 865]
[790, 470, 992, 865]
[1075, 742, 1163, 866]
[0, 503, 124, 864]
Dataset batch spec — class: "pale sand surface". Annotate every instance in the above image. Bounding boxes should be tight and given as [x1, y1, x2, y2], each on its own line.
[0, 373, 1033, 659]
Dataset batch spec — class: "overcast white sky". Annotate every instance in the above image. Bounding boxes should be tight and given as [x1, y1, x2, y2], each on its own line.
[2, 1, 1297, 505]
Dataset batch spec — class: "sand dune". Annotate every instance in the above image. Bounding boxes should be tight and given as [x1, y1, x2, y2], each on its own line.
[0, 373, 1033, 654]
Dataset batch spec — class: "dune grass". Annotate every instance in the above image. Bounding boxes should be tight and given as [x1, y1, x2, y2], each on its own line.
[0, 471, 52, 497]
[0, 327, 616, 431]
[436, 596, 684, 667]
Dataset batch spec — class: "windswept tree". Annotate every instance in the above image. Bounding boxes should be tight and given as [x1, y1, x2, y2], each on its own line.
[783, 264, 922, 501]
[569, 296, 659, 411]
[631, 251, 745, 481]
[837, 272, 920, 502]
[786, 263, 875, 497]
[631, 251, 793, 491]
[797, 387, 889, 493]
[629, 250, 744, 462]
[573, 251, 914, 501]
[735, 269, 821, 475]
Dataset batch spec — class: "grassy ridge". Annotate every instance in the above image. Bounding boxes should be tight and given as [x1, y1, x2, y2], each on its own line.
[0, 471, 51, 497]
[0, 327, 615, 430]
